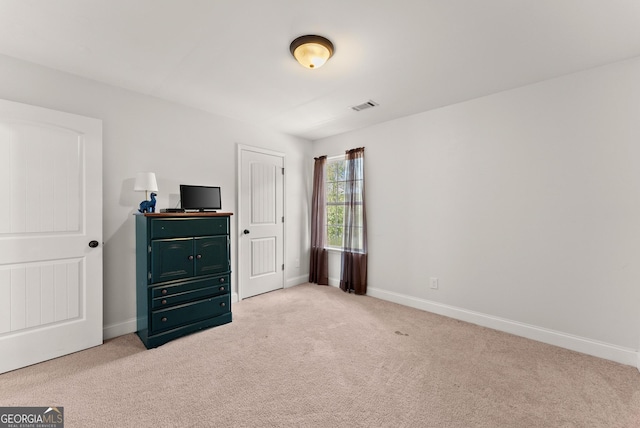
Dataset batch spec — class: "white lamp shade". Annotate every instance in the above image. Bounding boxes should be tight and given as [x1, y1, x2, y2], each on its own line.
[134, 172, 158, 192]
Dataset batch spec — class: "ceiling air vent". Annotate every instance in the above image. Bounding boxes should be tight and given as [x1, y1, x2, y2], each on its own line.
[351, 100, 379, 112]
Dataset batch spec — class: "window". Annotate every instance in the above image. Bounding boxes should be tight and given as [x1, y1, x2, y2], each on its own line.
[325, 156, 364, 251]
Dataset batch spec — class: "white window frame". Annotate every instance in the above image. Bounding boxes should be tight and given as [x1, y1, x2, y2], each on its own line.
[324, 154, 364, 252]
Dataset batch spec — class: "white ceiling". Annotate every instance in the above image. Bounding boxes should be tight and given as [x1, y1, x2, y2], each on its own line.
[0, 0, 639, 141]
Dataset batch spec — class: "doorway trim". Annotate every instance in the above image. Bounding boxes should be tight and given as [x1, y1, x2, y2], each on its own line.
[236, 143, 286, 300]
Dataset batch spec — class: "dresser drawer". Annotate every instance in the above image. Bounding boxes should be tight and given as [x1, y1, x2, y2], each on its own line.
[151, 276, 230, 309]
[151, 274, 229, 298]
[151, 217, 229, 239]
[151, 294, 230, 334]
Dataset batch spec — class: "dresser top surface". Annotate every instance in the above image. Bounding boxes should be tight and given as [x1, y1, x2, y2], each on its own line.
[141, 212, 233, 218]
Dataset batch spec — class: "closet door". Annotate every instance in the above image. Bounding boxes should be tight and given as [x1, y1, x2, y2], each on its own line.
[238, 147, 284, 299]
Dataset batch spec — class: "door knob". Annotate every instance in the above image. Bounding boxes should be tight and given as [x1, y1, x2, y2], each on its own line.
[243, 229, 250, 234]
[88, 240, 99, 248]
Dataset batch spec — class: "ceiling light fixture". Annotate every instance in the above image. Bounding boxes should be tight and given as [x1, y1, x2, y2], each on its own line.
[290, 35, 334, 69]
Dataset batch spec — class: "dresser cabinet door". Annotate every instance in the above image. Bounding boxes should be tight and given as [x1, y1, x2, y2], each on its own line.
[151, 238, 194, 283]
[195, 236, 230, 277]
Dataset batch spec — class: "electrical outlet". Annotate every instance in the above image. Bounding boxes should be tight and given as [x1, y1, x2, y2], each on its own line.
[430, 277, 439, 289]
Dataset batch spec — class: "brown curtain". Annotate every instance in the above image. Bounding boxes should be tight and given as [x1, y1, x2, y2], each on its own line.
[340, 147, 367, 294]
[309, 156, 329, 285]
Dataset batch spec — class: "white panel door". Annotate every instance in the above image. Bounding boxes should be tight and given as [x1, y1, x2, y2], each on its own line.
[0, 99, 102, 374]
[238, 146, 284, 299]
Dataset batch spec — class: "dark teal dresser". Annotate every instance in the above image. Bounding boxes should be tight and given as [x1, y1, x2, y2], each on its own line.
[136, 212, 233, 348]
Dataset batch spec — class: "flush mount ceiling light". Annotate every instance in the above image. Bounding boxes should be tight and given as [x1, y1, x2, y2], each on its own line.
[290, 35, 334, 69]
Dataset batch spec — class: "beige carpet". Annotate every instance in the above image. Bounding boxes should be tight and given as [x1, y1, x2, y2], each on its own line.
[1, 283, 639, 427]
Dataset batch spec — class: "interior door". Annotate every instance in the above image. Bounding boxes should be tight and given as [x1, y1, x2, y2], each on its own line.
[238, 146, 284, 299]
[0, 99, 102, 374]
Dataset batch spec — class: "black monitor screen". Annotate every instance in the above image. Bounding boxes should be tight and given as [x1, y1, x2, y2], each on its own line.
[180, 185, 221, 211]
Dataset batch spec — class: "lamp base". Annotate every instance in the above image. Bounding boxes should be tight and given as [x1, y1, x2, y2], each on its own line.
[138, 192, 157, 213]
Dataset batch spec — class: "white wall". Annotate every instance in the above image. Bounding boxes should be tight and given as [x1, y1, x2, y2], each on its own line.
[313, 58, 640, 365]
[2, 51, 638, 366]
[0, 54, 312, 339]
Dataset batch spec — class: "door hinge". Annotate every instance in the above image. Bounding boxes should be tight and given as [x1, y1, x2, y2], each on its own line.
[148, 271, 152, 281]
[148, 245, 152, 253]
[282, 264, 285, 270]
[281, 167, 284, 175]
[282, 216, 284, 223]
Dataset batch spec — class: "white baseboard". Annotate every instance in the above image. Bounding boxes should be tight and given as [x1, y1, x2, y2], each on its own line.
[103, 284, 638, 370]
[367, 287, 638, 367]
[286, 275, 309, 288]
[103, 318, 137, 341]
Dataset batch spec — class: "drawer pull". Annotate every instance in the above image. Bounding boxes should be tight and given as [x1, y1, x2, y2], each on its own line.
[219, 286, 225, 291]
[161, 289, 168, 295]
[188, 255, 194, 261]
[161, 317, 168, 322]
[220, 302, 226, 307]
[219, 277, 225, 283]
[196, 254, 202, 259]
[161, 299, 167, 305]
